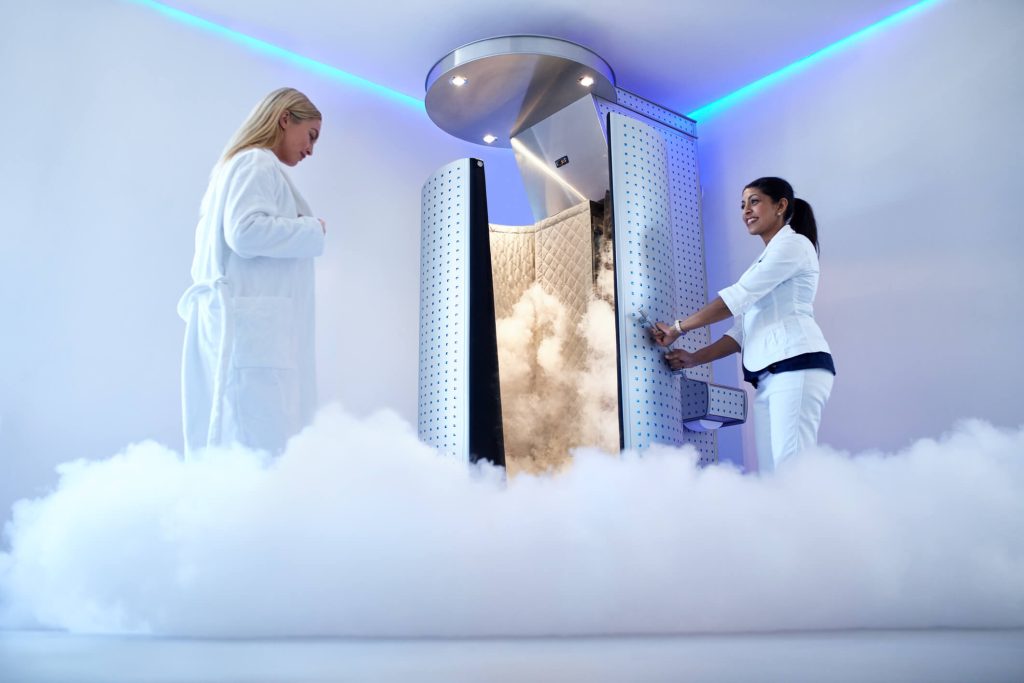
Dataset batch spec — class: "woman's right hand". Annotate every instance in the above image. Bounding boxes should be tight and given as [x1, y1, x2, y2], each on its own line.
[665, 348, 697, 370]
[652, 321, 681, 347]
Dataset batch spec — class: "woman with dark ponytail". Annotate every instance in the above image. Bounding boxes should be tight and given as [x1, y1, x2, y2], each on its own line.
[653, 177, 835, 473]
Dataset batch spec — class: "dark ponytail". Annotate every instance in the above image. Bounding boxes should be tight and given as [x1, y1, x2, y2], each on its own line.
[789, 198, 818, 254]
[745, 177, 819, 254]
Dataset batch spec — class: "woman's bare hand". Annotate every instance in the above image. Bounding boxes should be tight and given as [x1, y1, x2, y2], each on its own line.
[652, 321, 681, 347]
[665, 348, 697, 370]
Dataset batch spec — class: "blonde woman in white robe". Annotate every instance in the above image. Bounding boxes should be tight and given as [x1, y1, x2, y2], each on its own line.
[178, 88, 326, 456]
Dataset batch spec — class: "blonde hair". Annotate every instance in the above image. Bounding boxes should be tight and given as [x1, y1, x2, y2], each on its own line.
[220, 87, 321, 163]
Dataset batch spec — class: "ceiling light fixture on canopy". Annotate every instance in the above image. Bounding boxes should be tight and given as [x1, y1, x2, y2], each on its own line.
[425, 35, 617, 148]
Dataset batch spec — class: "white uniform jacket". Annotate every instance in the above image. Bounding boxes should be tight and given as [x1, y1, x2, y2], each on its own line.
[719, 226, 830, 373]
[178, 148, 325, 456]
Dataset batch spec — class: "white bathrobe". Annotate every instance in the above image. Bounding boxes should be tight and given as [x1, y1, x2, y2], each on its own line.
[178, 148, 325, 456]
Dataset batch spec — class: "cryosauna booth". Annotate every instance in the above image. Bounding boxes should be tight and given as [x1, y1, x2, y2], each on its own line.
[418, 37, 745, 474]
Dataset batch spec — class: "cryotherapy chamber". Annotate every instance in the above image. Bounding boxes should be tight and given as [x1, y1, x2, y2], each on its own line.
[418, 37, 745, 474]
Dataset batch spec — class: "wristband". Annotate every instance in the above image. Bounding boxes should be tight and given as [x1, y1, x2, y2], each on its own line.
[674, 320, 684, 334]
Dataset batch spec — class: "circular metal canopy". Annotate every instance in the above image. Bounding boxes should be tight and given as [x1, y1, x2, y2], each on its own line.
[425, 35, 616, 148]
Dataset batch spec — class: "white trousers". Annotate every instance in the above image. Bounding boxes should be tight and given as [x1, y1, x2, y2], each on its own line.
[753, 369, 834, 474]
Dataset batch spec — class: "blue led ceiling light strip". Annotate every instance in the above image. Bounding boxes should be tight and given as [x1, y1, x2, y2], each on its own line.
[133, 0, 940, 121]
[687, 0, 944, 121]
[129, 0, 425, 111]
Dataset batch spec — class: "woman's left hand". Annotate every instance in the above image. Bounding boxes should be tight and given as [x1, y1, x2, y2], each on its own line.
[665, 348, 697, 370]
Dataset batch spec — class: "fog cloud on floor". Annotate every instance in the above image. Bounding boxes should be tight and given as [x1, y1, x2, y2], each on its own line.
[1, 408, 1022, 638]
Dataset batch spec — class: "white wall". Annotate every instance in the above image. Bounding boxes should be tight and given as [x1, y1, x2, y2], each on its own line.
[698, 0, 1024, 469]
[0, 0, 533, 518]
[2, 0, 1020, 517]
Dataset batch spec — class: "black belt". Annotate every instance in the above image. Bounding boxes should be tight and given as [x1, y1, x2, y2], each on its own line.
[743, 352, 836, 389]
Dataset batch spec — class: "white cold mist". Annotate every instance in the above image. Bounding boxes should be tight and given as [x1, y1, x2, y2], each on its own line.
[494, 283, 619, 474]
[574, 298, 619, 455]
[1, 406, 1023, 638]
[494, 283, 575, 472]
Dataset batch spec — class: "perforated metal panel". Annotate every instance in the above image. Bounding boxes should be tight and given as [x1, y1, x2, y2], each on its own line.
[680, 379, 709, 423]
[610, 113, 687, 452]
[661, 124, 721, 462]
[614, 89, 697, 137]
[666, 129, 708, 358]
[597, 100, 708, 366]
[606, 105, 729, 464]
[707, 384, 746, 423]
[418, 159, 471, 458]
[680, 379, 747, 425]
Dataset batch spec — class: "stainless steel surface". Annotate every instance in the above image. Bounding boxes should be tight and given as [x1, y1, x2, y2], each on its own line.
[425, 36, 616, 148]
[511, 94, 610, 221]
[613, 89, 697, 137]
[600, 96, 742, 463]
[420, 77, 745, 464]
[418, 159, 473, 458]
[680, 378, 747, 429]
[609, 111, 686, 452]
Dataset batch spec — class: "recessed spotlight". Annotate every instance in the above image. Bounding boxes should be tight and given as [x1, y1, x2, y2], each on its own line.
[578, 75, 595, 87]
[450, 75, 469, 87]
[482, 134, 497, 144]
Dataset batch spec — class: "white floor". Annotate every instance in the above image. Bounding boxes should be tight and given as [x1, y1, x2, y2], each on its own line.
[1, 629, 1023, 682]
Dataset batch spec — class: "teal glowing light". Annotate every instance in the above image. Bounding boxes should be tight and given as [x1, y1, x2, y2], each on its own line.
[128, 0, 425, 111]
[133, 0, 940, 122]
[687, 0, 943, 121]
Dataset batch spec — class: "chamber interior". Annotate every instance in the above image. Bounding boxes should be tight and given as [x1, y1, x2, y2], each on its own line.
[489, 199, 620, 475]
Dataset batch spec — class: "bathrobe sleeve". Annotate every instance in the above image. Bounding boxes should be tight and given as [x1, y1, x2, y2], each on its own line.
[222, 151, 325, 259]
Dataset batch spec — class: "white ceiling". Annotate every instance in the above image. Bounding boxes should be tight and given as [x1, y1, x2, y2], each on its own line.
[164, 0, 921, 115]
